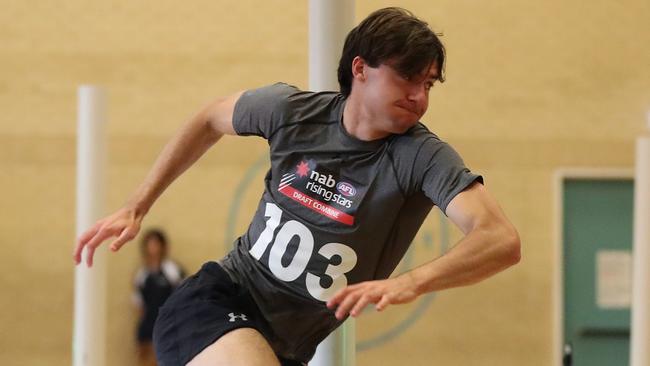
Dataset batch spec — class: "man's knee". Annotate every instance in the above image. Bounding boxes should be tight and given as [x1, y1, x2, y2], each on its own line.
[186, 327, 280, 366]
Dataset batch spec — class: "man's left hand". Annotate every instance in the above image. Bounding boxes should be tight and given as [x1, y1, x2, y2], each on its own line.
[326, 274, 420, 320]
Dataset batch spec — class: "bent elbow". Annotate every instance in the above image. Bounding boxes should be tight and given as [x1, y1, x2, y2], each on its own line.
[503, 228, 521, 266]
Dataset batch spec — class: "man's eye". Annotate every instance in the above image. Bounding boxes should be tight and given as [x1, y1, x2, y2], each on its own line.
[425, 82, 434, 90]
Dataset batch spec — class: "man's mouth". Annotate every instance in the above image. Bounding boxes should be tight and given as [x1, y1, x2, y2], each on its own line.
[395, 103, 419, 116]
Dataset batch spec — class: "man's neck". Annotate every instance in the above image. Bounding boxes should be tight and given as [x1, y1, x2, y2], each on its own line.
[342, 94, 390, 141]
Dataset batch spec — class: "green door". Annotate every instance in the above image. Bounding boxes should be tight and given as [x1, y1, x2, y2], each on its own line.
[563, 179, 633, 366]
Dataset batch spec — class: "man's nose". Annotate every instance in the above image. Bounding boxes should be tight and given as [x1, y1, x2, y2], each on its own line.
[406, 83, 428, 105]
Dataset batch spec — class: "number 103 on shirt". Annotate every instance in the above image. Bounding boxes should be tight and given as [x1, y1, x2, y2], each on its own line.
[249, 203, 358, 302]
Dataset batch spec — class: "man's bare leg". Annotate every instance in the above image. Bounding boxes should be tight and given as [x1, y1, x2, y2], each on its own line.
[186, 328, 281, 366]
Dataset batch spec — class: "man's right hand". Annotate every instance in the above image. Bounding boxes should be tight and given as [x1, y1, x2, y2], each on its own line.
[73, 206, 143, 267]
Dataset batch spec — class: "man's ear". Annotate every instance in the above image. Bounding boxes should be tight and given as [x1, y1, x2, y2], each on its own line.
[351, 56, 367, 82]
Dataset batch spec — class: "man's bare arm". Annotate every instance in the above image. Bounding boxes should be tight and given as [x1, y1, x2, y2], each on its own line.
[407, 181, 521, 293]
[327, 182, 521, 319]
[125, 92, 242, 215]
[73, 91, 243, 267]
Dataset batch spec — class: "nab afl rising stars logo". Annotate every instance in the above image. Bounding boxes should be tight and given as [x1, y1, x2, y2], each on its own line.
[225, 155, 452, 351]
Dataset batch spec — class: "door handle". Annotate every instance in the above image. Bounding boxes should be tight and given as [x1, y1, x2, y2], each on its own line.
[578, 327, 630, 337]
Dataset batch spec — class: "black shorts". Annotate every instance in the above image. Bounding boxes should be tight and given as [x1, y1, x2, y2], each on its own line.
[153, 261, 304, 366]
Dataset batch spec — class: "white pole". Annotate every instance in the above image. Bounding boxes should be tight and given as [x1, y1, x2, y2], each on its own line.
[630, 112, 650, 366]
[309, 0, 355, 92]
[309, 1, 355, 365]
[73, 86, 108, 366]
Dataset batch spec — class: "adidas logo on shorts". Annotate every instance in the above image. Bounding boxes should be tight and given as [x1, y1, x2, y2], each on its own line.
[228, 312, 248, 322]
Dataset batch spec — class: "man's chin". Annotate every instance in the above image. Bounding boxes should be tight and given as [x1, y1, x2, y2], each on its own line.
[391, 120, 418, 134]
[386, 112, 419, 133]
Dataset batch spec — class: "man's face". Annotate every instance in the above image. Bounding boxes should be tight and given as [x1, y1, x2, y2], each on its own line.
[359, 60, 438, 134]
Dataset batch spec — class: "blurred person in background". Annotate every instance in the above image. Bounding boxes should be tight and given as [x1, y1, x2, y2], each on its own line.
[132, 228, 185, 366]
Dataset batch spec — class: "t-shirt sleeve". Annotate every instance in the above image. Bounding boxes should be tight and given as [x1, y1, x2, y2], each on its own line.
[232, 82, 298, 139]
[414, 138, 483, 214]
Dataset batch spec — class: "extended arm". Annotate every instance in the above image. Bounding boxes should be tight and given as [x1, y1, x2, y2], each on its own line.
[327, 182, 521, 319]
[73, 91, 243, 266]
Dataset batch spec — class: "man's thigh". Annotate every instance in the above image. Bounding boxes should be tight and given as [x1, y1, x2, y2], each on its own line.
[186, 327, 281, 366]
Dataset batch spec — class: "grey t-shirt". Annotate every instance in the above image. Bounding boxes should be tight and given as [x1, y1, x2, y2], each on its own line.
[220, 83, 482, 362]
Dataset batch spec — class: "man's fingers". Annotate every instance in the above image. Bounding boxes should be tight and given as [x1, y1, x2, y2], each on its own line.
[86, 226, 120, 250]
[86, 245, 97, 267]
[376, 295, 390, 311]
[72, 207, 142, 267]
[73, 223, 103, 263]
[78, 222, 102, 245]
[327, 287, 351, 309]
[82, 227, 120, 267]
[335, 291, 362, 320]
[350, 294, 373, 317]
[73, 240, 85, 264]
[109, 226, 137, 252]
[327, 282, 365, 308]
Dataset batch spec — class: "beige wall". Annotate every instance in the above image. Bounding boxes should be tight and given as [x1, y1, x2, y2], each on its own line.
[1, 1, 649, 365]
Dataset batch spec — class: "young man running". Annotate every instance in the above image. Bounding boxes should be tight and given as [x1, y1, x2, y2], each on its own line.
[74, 7, 520, 366]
